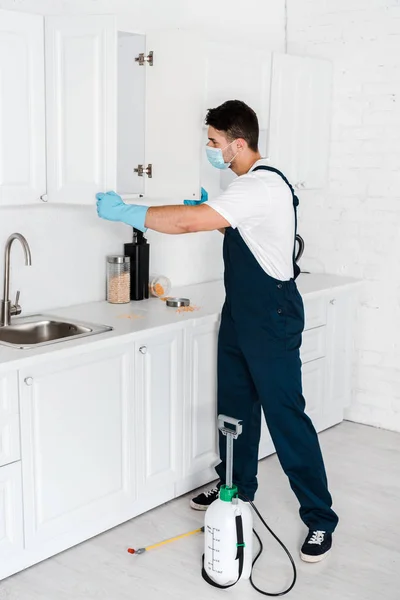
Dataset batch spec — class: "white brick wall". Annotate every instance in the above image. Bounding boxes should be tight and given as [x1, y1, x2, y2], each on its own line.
[288, 0, 400, 431]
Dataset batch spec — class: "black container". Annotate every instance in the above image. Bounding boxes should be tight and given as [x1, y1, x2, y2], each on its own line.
[124, 229, 150, 301]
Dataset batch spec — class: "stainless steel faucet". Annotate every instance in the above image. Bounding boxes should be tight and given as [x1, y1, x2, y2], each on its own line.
[0, 233, 32, 327]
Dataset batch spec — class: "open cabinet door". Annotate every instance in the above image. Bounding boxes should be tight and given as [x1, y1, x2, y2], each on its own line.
[144, 30, 204, 202]
[45, 16, 117, 204]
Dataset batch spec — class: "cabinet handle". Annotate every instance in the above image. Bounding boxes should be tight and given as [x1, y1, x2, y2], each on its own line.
[330, 299, 336, 305]
[24, 377, 34, 386]
[139, 346, 147, 355]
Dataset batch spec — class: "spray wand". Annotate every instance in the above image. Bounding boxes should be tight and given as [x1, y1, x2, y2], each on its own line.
[127, 526, 204, 555]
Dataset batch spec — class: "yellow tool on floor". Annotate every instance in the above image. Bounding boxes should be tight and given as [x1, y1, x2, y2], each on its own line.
[127, 526, 204, 555]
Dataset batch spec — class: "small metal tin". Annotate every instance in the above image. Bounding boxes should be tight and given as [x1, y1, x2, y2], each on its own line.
[166, 297, 190, 308]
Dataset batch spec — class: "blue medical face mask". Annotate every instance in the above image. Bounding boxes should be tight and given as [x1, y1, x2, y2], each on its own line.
[206, 140, 238, 170]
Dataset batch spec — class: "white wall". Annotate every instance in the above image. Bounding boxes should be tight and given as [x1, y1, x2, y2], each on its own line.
[0, 0, 285, 312]
[287, 0, 400, 432]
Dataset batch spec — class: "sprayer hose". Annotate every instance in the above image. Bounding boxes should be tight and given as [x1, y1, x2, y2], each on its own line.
[244, 498, 297, 597]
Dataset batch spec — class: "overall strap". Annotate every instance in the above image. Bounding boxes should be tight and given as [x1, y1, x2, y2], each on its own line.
[252, 165, 301, 280]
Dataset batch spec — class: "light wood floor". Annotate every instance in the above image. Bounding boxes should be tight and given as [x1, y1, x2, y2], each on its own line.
[1, 421, 400, 600]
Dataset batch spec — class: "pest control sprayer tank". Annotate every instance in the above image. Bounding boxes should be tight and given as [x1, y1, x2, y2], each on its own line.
[128, 413, 297, 596]
[202, 416, 253, 588]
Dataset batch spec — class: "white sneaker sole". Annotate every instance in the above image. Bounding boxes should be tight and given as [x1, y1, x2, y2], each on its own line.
[190, 500, 209, 511]
[300, 549, 331, 563]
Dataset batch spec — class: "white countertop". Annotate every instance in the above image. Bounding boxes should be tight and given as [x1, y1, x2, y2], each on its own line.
[0, 273, 361, 372]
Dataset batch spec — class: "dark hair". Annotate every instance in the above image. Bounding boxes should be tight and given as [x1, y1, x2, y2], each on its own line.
[205, 100, 259, 152]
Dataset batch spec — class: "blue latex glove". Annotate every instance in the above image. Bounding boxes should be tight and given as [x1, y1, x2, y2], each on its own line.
[183, 187, 208, 206]
[96, 191, 149, 232]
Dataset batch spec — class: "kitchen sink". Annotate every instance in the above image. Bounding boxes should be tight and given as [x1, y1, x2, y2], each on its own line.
[0, 315, 113, 349]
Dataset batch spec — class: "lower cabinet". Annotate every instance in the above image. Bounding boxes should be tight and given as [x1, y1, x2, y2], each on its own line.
[0, 283, 357, 580]
[15, 327, 185, 564]
[19, 344, 136, 550]
[0, 462, 23, 559]
[134, 327, 184, 497]
[178, 316, 219, 495]
[326, 289, 355, 417]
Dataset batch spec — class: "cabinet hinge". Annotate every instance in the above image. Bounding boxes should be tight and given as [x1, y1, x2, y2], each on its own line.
[135, 51, 154, 67]
[134, 164, 153, 178]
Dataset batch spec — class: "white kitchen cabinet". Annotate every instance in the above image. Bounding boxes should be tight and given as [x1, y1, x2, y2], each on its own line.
[0, 462, 23, 559]
[204, 43, 272, 132]
[327, 290, 356, 423]
[19, 344, 135, 549]
[202, 42, 272, 194]
[177, 317, 219, 495]
[45, 16, 203, 204]
[0, 10, 46, 206]
[0, 371, 20, 467]
[45, 16, 117, 205]
[268, 54, 333, 190]
[135, 328, 184, 497]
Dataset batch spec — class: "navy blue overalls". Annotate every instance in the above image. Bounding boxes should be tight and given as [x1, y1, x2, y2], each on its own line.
[215, 166, 339, 533]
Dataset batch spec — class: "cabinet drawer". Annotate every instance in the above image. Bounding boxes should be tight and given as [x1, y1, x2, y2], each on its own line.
[304, 296, 327, 330]
[301, 326, 326, 364]
[0, 372, 20, 467]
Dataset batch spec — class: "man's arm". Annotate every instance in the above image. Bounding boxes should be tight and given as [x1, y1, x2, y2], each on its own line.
[96, 191, 230, 233]
[145, 204, 230, 234]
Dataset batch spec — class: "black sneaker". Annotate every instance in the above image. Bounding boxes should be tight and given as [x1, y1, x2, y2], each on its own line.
[190, 482, 221, 511]
[300, 530, 332, 563]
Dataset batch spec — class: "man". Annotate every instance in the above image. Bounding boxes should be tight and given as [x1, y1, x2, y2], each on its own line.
[96, 100, 338, 563]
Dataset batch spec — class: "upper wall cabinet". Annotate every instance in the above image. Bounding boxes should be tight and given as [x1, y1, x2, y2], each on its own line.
[202, 42, 272, 193]
[268, 54, 333, 190]
[45, 16, 117, 205]
[0, 11, 333, 208]
[0, 10, 46, 207]
[45, 17, 204, 204]
[204, 43, 272, 132]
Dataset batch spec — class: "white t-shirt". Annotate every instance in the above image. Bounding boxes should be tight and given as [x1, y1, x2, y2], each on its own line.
[208, 158, 295, 281]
